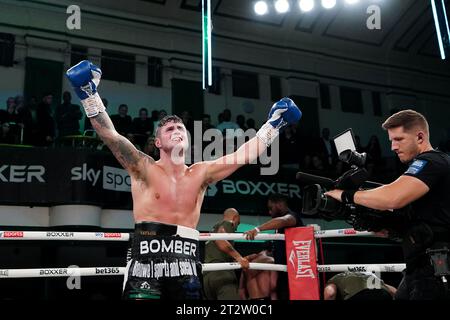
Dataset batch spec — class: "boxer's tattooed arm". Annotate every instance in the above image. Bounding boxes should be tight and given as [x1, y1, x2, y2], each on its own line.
[90, 113, 154, 178]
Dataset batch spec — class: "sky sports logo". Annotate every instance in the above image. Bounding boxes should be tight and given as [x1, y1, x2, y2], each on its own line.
[71, 165, 131, 192]
[104, 233, 122, 238]
[2, 231, 24, 238]
[103, 166, 131, 192]
[95, 232, 122, 238]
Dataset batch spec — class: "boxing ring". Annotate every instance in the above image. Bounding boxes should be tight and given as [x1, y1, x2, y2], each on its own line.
[0, 228, 406, 297]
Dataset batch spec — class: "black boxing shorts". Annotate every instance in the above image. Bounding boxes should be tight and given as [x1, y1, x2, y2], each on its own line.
[122, 221, 202, 300]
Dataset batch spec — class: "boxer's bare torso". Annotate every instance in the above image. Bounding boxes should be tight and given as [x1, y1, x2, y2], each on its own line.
[89, 112, 265, 229]
[131, 161, 208, 229]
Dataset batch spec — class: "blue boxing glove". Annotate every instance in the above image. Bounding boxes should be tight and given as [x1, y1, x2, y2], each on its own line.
[66, 60, 105, 117]
[257, 97, 302, 146]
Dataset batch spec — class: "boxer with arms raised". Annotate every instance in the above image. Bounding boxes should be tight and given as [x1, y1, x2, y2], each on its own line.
[66, 60, 302, 300]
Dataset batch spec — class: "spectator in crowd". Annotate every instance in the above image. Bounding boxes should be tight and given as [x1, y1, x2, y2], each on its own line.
[365, 135, 383, 179]
[55, 91, 83, 137]
[143, 135, 159, 160]
[14, 95, 25, 111]
[217, 112, 224, 126]
[355, 135, 364, 152]
[302, 153, 334, 177]
[0, 122, 17, 144]
[236, 114, 247, 130]
[239, 248, 278, 300]
[6, 96, 15, 109]
[150, 109, 159, 122]
[180, 110, 194, 137]
[246, 118, 256, 130]
[0, 97, 18, 124]
[110, 104, 132, 136]
[152, 109, 167, 136]
[132, 108, 153, 149]
[201, 113, 215, 133]
[17, 96, 37, 145]
[203, 208, 249, 300]
[216, 109, 239, 135]
[0, 97, 16, 124]
[200, 113, 216, 154]
[280, 124, 302, 168]
[35, 93, 55, 146]
[0, 97, 22, 143]
[244, 194, 304, 300]
[316, 127, 337, 167]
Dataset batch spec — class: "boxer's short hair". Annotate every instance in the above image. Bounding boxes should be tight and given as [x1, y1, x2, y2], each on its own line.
[156, 115, 184, 137]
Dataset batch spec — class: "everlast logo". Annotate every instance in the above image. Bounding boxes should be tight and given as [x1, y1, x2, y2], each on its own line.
[289, 240, 315, 279]
[46, 232, 74, 238]
[0, 165, 45, 183]
[40, 269, 68, 276]
[71, 163, 101, 186]
[95, 267, 120, 275]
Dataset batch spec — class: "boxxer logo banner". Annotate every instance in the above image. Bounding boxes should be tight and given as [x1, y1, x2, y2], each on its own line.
[0, 165, 45, 183]
[205, 180, 301, 199]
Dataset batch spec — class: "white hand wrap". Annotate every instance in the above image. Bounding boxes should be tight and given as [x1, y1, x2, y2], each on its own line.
[81, 93, 105, 118]
[256, 122, 280, 147]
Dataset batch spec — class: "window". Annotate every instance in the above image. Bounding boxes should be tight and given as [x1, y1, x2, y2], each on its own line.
[372, 92, 382, 116]
[320, 84, 331, 109]
[232, 70, 259, 99]
[101, 50, 135, 83]
[0, 33, 15, 67]
[270, 76, 282, 101]
[148, 56, 162, 87]
[70, 45, 88, 67]
[340, 87, 363, 113]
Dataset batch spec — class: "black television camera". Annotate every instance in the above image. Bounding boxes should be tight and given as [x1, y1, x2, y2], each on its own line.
[297, 129, 408, 237]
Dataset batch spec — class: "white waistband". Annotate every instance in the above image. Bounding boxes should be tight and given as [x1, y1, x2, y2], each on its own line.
[176, 225, 199, 241]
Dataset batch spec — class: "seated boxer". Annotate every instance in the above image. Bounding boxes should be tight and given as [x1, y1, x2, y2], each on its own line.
[239, 248, 278, 300]
[66, 60, 302, 300]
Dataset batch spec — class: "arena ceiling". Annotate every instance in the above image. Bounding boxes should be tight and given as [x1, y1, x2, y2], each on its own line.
[83, 0, 449, 59]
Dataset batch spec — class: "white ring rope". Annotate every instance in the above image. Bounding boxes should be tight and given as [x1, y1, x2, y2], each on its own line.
[0, 228, 399, 280]
[0, 263, 406, 279]
[0, 229, 378, 241]
[317, 264, 406, 273]
[203, 263, 287, 272]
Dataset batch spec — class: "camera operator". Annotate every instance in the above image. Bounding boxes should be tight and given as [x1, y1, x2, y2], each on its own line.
[325, 109, 450, 300]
